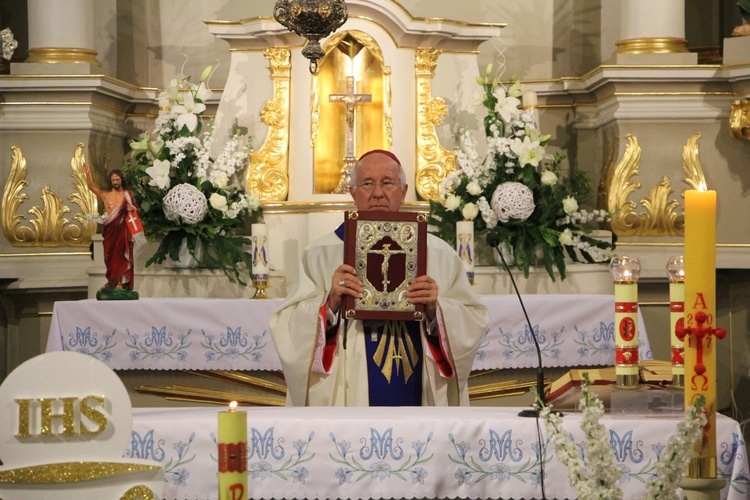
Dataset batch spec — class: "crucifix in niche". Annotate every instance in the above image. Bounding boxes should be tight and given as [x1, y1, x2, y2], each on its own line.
[329, 76, 372, 193]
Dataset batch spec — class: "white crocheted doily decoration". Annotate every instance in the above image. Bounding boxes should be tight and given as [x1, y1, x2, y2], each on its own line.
[163, 183, 208, 225]
[491, 182, 535, 223]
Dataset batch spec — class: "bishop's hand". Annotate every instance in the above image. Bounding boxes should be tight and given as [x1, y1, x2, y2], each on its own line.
[327, 264, 363, 313]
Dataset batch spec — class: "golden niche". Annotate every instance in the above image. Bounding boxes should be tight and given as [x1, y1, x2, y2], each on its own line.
[313, 31, 390, 194]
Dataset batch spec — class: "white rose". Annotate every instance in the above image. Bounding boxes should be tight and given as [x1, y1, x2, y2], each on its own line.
[462, 202, 479, 220]
[540, 170, 558, 186]
[245, 193, 260, 211]
[559, 228, 574, 246]
[209, 192, 228, 212]
[212, 172, 229, 190]
[466, 181, 482, 196]
[445, 194, 462, 211]
[562, 196, 579, 214]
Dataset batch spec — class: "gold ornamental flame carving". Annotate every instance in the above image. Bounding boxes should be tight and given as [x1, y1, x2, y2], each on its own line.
[415, 48, 456, 202]
[606, 134, 706, 237]
[2, 144, 98, 247]
[248, 48, 291, 201]
[729, 98, 750, 141]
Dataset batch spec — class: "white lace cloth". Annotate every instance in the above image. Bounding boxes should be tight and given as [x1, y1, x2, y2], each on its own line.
[46, 295, 651, 371]
[126, 406, 748, 500]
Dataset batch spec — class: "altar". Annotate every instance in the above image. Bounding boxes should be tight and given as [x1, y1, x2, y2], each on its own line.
[128, 406, 749, 500]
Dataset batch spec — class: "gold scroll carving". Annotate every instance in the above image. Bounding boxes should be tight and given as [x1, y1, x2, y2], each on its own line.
[729, 98, 750, 141]
[606, 134, 706, 237]
[415, 48, 456, 202]
[247, 48, 291, 201]
[2, 143, 98, 247]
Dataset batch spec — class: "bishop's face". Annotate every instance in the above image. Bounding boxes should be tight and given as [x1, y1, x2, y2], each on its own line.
[110, 174, 123, 191]
[349, 154, 407, 212]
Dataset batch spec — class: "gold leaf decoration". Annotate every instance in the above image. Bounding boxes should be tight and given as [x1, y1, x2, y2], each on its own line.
[682, 133, 706, 190]
[729, 98, 750, 141]
[1, 143, 97, 247]
[414, 48, 456, 202]
[248, 48, 291, 201]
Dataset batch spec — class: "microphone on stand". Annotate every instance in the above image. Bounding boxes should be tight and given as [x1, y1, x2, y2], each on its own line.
[486, 233, 553, 418]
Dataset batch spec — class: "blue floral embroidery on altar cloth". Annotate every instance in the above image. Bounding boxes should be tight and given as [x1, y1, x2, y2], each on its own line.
[719, 433, 750, 495]
[495, 323, 564, 360]
[126, 326, 191, 361]
[448, 429, 550, 486]
[126, 429, 196, 487]
[329, 427, 434, 484]
[209, 426, 315, 482]
[574, 322, 654, 360]
[62, 326, 116, 362]
[201, 327, 267, 361]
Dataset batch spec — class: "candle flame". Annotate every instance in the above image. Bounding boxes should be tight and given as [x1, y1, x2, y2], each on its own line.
[229, 401, 238, 412]
[698, 180, 707, 191]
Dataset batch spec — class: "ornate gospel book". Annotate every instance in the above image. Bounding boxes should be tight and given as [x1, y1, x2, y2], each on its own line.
[342, 211, 427, 321]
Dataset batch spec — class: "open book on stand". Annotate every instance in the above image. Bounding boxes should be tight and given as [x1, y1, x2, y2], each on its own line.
[544, 360, 675, 410]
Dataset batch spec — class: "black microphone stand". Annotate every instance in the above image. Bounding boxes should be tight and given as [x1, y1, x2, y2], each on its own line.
[486, 233, 551, 418]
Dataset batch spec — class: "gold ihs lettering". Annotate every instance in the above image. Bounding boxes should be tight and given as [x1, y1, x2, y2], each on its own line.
[14, 399, 32, 437]
[39, 397, 77, 436]
[79, 395, 108, 435]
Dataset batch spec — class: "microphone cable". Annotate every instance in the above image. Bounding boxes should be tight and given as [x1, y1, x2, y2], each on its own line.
[486, 232, 550, 499]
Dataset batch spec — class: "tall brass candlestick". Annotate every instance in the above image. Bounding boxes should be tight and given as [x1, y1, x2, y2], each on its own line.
[609, 256, 641, 388]
[666, 256, 685, 387]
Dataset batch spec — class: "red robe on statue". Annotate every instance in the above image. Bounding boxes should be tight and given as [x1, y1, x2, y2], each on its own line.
[102, 191, 136, 289]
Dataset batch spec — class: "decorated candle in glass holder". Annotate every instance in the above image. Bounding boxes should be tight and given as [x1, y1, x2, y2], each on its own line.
[609, 256, 641, 387]
[456, 221, 475, 284]
[218, 401, 247, 500]
[251, 222, 269, 299]
[666, 256, 685, 387]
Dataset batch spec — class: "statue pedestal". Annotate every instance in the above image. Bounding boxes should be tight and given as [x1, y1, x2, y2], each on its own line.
[724, 35, 750, 65]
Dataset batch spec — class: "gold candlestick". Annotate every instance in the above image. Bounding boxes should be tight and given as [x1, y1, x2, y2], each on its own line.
[252, 278, 269, 300]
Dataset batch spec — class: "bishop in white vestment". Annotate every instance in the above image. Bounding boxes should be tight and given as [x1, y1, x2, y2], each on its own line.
[270, 150, 489, 406]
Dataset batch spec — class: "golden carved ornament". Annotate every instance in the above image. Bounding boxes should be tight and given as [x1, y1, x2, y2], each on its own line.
[2, 144, 98, 247]
[383, 66, 393, 147]
[606, 134, 706, 237]
[414, 48, 456, 202]
[247, 48, 291, 201]
[729, 98, 750, 141]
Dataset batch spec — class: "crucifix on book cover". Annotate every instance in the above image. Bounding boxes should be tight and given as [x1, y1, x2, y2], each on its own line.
[342, 211, 427, 321]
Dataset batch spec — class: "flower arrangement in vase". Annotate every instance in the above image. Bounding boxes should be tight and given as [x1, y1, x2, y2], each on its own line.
[123, 66, 262, 285]
[429, 65, 613, 280]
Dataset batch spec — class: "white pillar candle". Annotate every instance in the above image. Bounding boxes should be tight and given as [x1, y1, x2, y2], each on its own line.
[456, 221, 475, 284]
[251, 223, 269, 279]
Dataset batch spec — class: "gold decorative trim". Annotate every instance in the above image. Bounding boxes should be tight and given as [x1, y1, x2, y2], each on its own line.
[310, 73, 320, 147]
[616, 37, 688, 54]
[729, 98, 750, 141]
[26, 48, 101, 66]
[606, 134, 705, 237]
[121, 485, 156, 500]
[414, 48, 456, 202]
[0, 462, 161, 484]
[248, 48, 291, 201]
[2, 144, 98, 247]
[384, 66, 393, 147]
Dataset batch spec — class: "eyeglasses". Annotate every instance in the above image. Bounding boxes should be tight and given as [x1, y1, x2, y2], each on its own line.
[356, 180, 401, 192]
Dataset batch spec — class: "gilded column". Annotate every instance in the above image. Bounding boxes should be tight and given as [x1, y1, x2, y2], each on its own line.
[24, 0, 100, 69]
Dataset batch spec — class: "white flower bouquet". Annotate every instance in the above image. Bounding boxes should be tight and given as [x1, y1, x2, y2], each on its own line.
[123, 67, 262, 285]
[428, 65, 613, 280]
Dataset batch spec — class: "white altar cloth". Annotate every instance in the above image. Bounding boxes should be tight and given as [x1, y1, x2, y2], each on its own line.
[46, 295, 651, 371]
[126, 406, 748, 500]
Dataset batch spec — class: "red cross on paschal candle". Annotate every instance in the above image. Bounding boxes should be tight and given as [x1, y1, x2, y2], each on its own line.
[675, 311, 726, 376]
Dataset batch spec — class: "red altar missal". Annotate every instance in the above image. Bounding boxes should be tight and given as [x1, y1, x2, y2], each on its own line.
[342, 211, 427, 321]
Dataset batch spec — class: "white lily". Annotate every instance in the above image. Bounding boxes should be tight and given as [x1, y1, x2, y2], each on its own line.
[195, 81, 212, 103]
[510, 136, 545, 168]
[172, 92, 206, 133]
[145, 159, 171, 189]
[494, 86, 521, 124]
